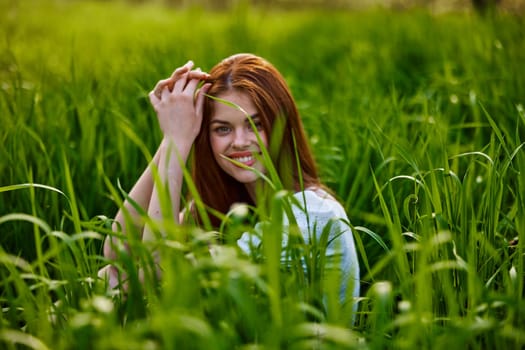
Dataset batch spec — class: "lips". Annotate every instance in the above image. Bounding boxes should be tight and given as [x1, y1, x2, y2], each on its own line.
[227, 151, 257, 167]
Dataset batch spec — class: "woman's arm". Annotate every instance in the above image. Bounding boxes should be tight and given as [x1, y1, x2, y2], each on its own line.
[141, 136, 191, 242]
[142, 62, 210, 242]
[98, 146, 160, 289]
[99, 61, 210, 285]
[102, 146, 160, 261]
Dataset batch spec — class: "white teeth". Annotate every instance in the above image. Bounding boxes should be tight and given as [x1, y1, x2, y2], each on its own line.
[233, 156, 253, 163]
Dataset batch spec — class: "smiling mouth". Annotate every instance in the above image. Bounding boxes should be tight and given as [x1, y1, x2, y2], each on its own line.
[227, 153, 258, 167]
[233, 155, 254, 163]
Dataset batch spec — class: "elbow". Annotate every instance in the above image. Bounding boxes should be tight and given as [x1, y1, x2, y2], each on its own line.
[102, 236, 116, 260]
[102, 220, 123, 260]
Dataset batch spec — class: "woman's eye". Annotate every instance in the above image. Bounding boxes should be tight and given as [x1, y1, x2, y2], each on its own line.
[214, 126, 231, 134]
[249, 121, 263, 132]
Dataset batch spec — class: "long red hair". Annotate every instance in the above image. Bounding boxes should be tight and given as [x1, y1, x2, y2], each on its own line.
[191, 54, 320, 227]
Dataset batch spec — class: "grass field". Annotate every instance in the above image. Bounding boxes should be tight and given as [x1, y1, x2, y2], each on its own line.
[1, 0, 524, 348]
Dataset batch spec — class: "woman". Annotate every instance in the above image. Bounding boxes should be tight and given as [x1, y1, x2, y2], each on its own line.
[100, 54, 359, 315]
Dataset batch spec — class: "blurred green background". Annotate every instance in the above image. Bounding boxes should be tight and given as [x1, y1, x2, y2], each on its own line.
[1, 0, 522, 257]
[0, 0, 524, 348]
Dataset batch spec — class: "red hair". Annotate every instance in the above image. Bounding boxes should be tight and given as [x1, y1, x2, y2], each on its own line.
[191, 54, 320, 227]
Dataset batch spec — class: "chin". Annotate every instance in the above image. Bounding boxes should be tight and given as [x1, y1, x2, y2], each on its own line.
[223, 166, 261, 184]
[231, 173, 259, 184]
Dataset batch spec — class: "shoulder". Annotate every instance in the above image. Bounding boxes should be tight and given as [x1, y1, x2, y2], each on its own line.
[291, 188, 348, 221]
[287, 188, 351, 241]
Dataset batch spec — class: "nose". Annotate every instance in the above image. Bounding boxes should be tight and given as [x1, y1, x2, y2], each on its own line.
[231, 128, 252, 149]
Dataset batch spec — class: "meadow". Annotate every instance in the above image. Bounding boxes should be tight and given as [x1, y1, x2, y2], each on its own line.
[1, 0, 524, 348]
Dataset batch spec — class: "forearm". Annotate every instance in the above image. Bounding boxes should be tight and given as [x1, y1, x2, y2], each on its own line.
[103, 146, 162, 260]
[142, 136, 192, 242]
[99, 60, 209, 287]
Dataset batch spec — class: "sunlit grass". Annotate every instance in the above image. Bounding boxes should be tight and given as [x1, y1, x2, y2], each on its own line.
[1, 0, 524, 348]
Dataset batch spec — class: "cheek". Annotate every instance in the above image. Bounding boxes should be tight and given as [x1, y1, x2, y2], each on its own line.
[259, 132, 269, 149]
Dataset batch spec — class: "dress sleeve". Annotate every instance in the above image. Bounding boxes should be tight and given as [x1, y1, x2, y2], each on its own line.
[236, 190, 360, 306]
[289, 191, 360, 306]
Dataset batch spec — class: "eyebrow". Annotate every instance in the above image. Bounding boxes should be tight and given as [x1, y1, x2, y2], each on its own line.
[210, 113, 260, 124]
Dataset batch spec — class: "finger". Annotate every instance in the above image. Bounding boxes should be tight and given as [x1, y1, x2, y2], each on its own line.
[195, 83, 211, 118]
[178, 68, 208, 97]
[170, 60, 194, 80]
[151, 78, 172, 99]
[173, 71, 190, 92]
[182, 78, 201, 99]
[149, 90, 160, 105]
[153, 78, 171, 91]
[187, 69, 210, 81]
[170, 62, 204, 93]
[174, 60, 194, 74]
[182, 68, 204, 96]
[150, 61, 193, 95]
[161, 85, 171, 100]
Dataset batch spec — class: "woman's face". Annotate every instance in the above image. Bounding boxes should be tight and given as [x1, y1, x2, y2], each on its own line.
[209, 90, 268, 189]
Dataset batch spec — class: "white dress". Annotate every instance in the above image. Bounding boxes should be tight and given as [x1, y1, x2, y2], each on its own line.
[237, 189, 360, 309]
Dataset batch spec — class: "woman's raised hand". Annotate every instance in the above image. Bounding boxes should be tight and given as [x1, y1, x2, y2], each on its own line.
[149, 60, 211, 142]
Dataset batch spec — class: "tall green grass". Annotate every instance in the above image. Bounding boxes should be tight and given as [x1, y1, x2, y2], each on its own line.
[1, 0, 524, 348]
